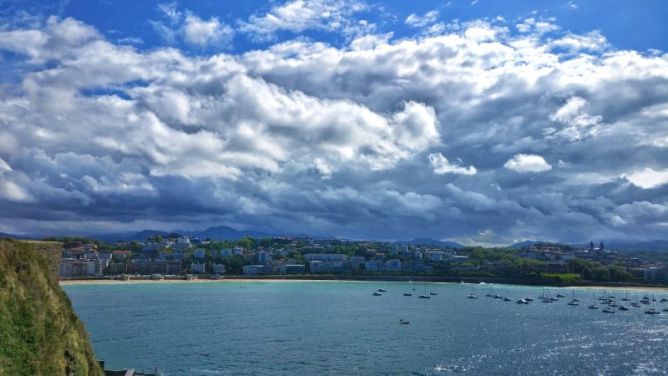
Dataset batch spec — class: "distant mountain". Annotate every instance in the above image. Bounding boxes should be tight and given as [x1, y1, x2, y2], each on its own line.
[193, 226, 270, 240]
[402, 238, 464, 249]
[0, 232, 19, 239]
[509, 240, 540, 249]
[125, 229, 173, 241]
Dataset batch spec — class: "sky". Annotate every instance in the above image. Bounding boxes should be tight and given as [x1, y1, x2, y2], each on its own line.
[0, 0, 667, 245]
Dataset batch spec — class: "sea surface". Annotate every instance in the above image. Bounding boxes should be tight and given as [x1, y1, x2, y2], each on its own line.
[63, 281, 668, 375]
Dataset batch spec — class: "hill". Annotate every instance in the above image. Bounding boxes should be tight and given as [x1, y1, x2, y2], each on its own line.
[402, 238, 464, 249]
[0, 240, 103, 376]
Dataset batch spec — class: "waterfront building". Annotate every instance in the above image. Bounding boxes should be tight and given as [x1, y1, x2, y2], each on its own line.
[165, 261, 182, 275]
[384, 259, 402, 272]
[212, 263, 226, 275]
[243, 265, 265, 275]
[349, 256, 366, 271]
[304, 253, 347, 273]
[285, 264, 306, 274]
[190, 262, 206, 274]
[257, 250, 272, 265]
[364, 260, 380, 272]
[309, 260, 324, 273]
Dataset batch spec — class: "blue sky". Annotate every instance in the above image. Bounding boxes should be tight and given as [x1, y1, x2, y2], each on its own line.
[0, 0, 667, 244]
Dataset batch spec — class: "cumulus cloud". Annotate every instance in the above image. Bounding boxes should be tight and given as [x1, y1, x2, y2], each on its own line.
[504, 154, 552, 173]
[428, 153, 477, 175]
[624, 168, 668, 189]
[182, 12, 233, 47]
[239, 0, 369, 41]
[0, 15, 667, 242]
[151, 5, 233, 48]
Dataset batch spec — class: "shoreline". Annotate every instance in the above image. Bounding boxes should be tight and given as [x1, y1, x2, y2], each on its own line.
[59, 275, 668, 292]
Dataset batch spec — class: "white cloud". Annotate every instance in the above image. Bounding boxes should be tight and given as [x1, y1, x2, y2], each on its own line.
[239, 0, 368, 41]
[625, 168, 668, 189]
[182, 12, 233, 47]
[428, 153, 477, 175]
[549, 96, 602, 141]
[0, 180, 34, 203]
[151, 6, 233, 48]
[405, 10, 439, 28]
[504, 154, 552, 173]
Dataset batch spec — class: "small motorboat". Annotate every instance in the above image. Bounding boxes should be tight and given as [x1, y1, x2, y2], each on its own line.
[378, 289, 387, 293]
[588, 304, 598, 309]
[419, 295, 431, 299]
[400, 319, 410, 325]
[404, 293, 413, 296]
[372, 292, 382, 296]
[468, 293, 478, 299]
[618, 305, 629, 311]
[644, 308, 660, 315]
[602, 307, 615, 313]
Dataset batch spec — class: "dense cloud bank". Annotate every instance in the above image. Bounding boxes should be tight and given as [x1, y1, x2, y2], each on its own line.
[0, 13, 667, 244]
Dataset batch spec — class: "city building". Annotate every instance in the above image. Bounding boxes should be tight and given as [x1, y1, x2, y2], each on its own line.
[190, 262, 206, 274]
[243, 265, 265, 275]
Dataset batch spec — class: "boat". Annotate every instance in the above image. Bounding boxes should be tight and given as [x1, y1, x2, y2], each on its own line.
[378, 289, 387, 293]
[621, 290, 630, 301]
[430, 292, 438, 296]
[618, 305, 629, 311]
[516, 299, 529, 304]
[419, 282, 430, 299]
[468, 286, 478, 299]
[399, 319, 410, 325]
[660, 298, 668, 303]
[568, 290, 578, 306]
[372, 292, 382, 296]
[602, 307, 615, 313]
[404, 293, 413, 296]
[662, 308, 668, 312]
[524, 297, 533, 302]
[631, 302, 641, 308]
[644, 308, 660, 315]
[556, 293, 565, 298]
[503, 297, 511, 302]
[588, 294, 598, 309]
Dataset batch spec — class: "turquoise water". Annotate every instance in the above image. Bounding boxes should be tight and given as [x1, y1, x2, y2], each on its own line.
[63, 281, 668, 375]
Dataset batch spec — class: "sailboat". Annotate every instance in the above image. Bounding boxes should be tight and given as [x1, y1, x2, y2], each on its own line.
[468, 286, 478, 299]
[568, 290, 579, 306]
[621, 290, 630, 301]
[645, 299, 660, 315]
[419, 281, 430, 299]
[588, 293, 599, 309]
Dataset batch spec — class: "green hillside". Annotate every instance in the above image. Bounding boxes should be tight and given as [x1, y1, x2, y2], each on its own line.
[0, 239, 103, 376]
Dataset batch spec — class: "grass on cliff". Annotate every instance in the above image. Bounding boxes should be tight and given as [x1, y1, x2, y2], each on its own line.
[0, 239, 103, 376]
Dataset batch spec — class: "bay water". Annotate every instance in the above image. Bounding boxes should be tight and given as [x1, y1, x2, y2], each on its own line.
[63, 281, 668, 375]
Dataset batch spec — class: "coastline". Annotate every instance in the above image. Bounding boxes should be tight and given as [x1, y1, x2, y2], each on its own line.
[59, 275, 668, 292]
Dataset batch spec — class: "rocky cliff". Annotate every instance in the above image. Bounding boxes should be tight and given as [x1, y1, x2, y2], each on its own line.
[0, 239, 103, 376]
